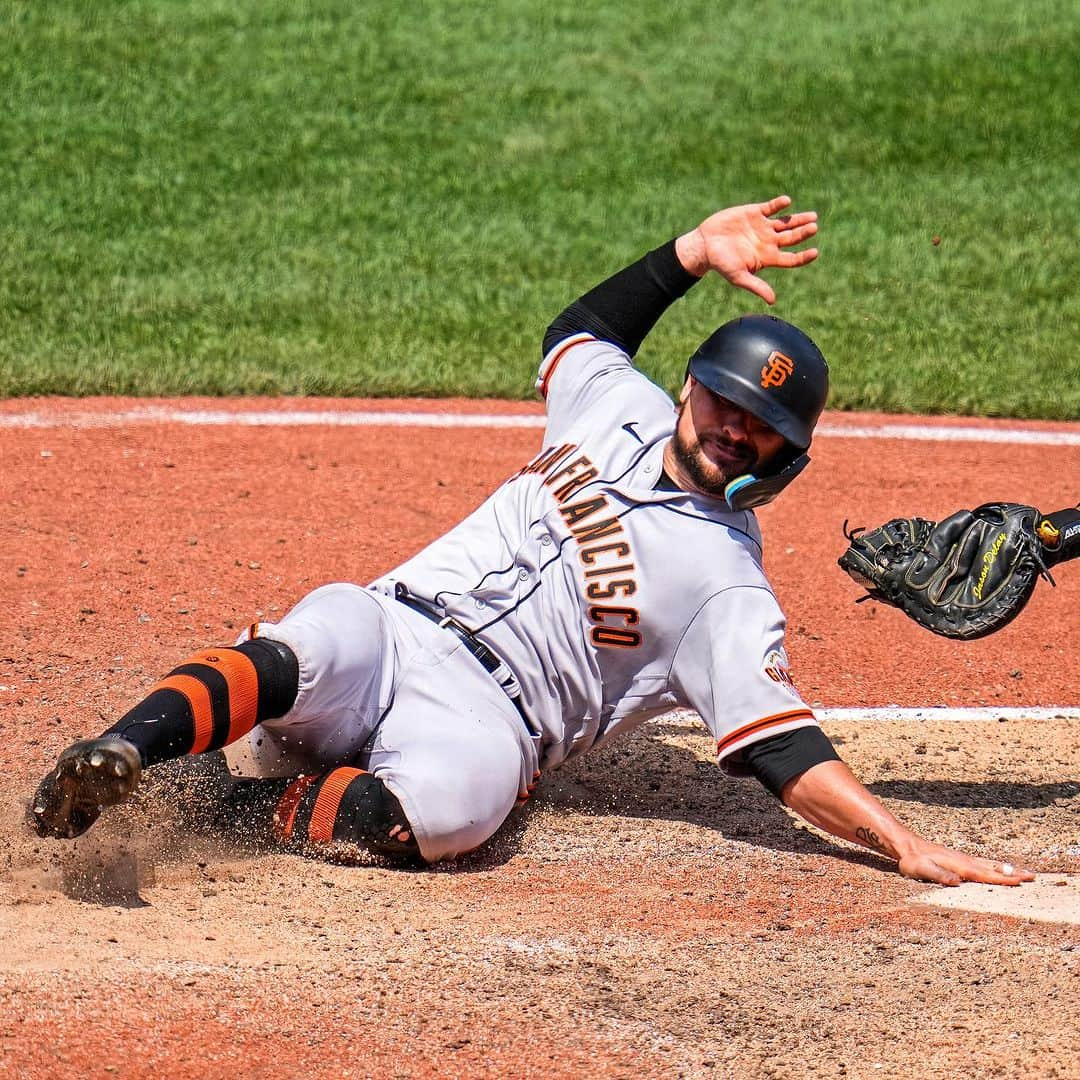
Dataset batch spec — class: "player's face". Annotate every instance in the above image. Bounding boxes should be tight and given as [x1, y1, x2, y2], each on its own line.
[668, 378, 787, 497]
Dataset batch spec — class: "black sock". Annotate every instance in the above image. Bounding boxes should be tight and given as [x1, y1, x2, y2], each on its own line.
[103, 638, 299, 768]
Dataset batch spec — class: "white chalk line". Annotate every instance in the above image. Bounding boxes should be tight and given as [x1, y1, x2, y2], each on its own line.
[0, 408, 548, 431]
[820, 424, 1080, 446]
[0, 406, 1078, 445]
[662, 707, 1080, 725]
[815, 706, 1080, 723]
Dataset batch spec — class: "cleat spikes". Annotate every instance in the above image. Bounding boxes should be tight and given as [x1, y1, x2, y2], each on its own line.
[29, 737, 142, 840]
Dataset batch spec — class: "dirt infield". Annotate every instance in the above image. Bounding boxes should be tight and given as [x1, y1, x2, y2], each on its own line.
[2, 400, 1078, 1079]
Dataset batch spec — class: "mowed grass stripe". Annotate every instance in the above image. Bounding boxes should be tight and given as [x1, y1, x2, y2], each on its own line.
[1, 1, 1077, 415]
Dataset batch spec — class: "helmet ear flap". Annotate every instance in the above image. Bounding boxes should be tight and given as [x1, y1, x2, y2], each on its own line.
[724, 454, 810, 511]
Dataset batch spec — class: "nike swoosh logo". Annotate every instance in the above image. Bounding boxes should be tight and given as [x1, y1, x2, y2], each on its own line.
[621, 421, 644, 444]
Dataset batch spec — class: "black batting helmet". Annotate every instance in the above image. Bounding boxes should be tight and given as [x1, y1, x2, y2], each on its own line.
[685, 314, 829, 509]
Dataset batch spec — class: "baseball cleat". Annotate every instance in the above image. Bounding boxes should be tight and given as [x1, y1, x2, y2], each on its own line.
[29, 737, 143, 839]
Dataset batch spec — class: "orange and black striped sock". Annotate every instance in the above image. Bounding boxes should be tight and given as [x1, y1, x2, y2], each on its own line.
[271, 768, 419, 860]
[104, 638, 298, 767]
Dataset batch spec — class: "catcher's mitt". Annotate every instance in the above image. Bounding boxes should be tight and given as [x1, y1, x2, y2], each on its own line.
[838, 502, 1059, 640]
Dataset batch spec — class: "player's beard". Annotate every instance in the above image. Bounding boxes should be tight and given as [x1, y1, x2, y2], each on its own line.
[670, 416, 757, 498]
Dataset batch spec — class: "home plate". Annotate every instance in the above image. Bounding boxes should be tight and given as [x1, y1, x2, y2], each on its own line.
[912, 875, 1080, 925]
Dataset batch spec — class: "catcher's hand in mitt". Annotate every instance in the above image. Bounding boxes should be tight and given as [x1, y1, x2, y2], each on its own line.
[838, 502, 1078, 640]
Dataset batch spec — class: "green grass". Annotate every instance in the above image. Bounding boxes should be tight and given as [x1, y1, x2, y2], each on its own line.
[1, 0, 1078, 416]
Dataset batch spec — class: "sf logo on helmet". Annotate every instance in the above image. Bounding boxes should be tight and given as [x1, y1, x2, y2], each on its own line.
[760, 350, 794, 389]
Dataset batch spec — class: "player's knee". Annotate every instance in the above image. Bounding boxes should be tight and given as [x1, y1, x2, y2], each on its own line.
[271, 767, 420, 863]
[370, 728, 527, 862]
[253, 584, 392, 724]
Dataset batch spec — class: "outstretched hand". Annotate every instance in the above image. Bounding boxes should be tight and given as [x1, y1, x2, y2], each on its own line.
[896, 840, 1036, 887]
[675, 194, 818, 304]
[782, 759, 1036, 890]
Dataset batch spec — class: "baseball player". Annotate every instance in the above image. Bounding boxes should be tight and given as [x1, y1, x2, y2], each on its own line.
[30, 196, 1034, 888]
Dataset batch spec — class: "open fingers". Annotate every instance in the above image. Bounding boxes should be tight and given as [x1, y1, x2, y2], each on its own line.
[770, 247, 819, 268]
[757, 194, 792, 217]
[728, 269, 776, 305]
[952, 854, 1037, 886]
[906, 856, 963, 886]
[975, 860, 1038, 886]
[903, 851, 1037, 887]
[774, 221, 818, 247]
[771, 211, 817, 231]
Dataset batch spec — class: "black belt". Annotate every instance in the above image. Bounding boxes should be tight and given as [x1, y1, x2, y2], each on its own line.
[393, 585, 535, 733]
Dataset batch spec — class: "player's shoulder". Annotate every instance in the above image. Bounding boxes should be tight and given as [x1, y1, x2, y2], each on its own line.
[538, 333, 672, 410]
[538, 333, 675, 443]
[537, 334, 628, 397]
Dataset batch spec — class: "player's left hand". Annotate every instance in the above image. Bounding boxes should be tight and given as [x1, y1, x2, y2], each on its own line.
[675, 194, 819, 303]
[896, 840, 1036, 887]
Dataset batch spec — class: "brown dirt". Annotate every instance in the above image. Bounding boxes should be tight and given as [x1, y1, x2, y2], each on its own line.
[1, 400, 1078, 1079]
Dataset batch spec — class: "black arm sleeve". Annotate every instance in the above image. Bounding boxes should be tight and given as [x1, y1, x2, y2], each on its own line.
[741, 725, 841, 799]
[542, 239, 702, 359]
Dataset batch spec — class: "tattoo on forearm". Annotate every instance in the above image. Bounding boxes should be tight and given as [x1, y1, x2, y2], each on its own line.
[856, 826, 896, 858]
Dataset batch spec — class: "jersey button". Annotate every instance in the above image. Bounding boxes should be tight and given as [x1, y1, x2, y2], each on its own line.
[540, 535, 552, 546]
[474, 598, 486, 609]
[517, 569, 528, 580]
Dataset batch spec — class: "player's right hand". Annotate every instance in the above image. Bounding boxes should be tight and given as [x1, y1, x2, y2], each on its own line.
[897, 841, 1036, 887]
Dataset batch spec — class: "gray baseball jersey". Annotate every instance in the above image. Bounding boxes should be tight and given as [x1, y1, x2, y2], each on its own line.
[374, 333, 820, 772]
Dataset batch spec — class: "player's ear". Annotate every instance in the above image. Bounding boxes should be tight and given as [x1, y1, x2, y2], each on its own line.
[678, 376, 695, 405]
